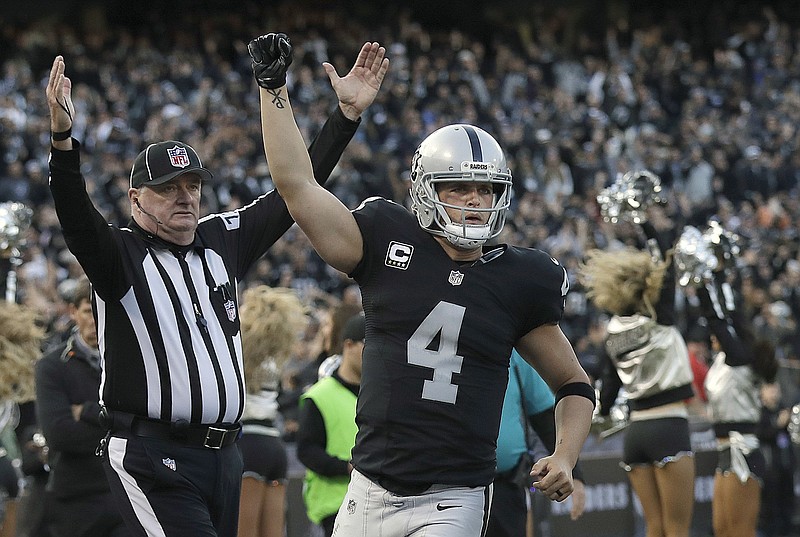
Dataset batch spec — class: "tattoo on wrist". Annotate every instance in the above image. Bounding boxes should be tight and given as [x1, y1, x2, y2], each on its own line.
[268, 89, 286, 109]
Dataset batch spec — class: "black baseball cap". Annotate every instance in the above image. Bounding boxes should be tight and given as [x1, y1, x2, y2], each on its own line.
[129, 141, 213, 189]
[341, 313, 365, 343]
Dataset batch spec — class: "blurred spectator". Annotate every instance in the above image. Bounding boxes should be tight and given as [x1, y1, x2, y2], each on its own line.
[296, 314, 364, 537]
[759, 382, 796, 537]
[13, 401, 50, 537]
[35, 275, 128, 537]
[0, 301, 44, 537]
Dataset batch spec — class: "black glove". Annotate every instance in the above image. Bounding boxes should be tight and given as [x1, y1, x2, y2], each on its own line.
[248, 33, 293, 89]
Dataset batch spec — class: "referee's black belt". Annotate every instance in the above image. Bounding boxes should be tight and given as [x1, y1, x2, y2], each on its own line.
[105, 410, 241, 449]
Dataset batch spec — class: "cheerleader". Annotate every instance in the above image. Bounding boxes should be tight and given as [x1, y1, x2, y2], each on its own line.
[581, 215, 695, 537]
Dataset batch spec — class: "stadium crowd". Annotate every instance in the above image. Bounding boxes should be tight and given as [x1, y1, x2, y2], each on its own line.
[1, 0, 800, 534]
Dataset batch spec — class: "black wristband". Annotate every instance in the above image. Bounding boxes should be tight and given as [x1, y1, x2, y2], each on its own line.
[51, 127, 72, 141]
[555, 382, 597, 409]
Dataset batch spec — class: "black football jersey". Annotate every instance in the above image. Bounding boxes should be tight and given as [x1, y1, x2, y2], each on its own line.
[349, 198, 568, 488]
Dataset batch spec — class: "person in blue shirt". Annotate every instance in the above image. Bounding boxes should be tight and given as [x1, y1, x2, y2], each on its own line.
[487, 350, 586, 537]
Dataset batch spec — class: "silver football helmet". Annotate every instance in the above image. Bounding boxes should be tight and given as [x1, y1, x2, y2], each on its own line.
[409, 124, 513, 249]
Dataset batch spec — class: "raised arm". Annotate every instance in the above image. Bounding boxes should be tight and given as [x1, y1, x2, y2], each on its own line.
[696, 273, 753, 366]
[46, 56, 125, 299]
[249, 34, 388, 274]
[46, 55, 74, 152]
[309, 34, 391, 181]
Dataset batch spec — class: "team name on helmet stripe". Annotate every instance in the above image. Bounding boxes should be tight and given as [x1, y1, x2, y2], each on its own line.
[462, 125, 483, 162]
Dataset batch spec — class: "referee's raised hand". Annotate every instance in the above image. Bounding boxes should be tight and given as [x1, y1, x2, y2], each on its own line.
[324, 41, 389, 121]
[46, 55, 75, 148]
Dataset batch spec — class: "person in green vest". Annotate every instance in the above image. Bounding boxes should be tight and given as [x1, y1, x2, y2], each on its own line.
[297, 313, 364, 537]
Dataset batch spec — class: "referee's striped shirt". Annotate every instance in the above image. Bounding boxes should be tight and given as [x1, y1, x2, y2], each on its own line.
[48, 108, 359, 425]
[92, 230, 248, 424]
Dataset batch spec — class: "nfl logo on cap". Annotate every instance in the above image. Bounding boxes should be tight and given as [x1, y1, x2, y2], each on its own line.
[167, 146, 191, 168]
[129, 140, 213, 189]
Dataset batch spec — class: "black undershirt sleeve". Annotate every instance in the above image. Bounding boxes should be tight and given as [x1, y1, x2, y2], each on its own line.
[696, 278, 752, 367]
[598, 349, 622, 417]
[296, 398, 351, 477]
[528, 408, 556, 454]
[48, 141, 124, 300]
[641, 221, 677, 326]
[308, 106, 360, 187]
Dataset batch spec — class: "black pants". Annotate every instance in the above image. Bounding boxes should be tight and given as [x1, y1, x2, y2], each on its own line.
[321, 514, 336, 537]
[47, 490, 131, 537]
[485, 475, 527, 537]
[102, 432, 243, 536]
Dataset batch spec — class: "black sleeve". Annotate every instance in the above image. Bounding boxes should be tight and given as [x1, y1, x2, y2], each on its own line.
[696, 278, 752, 367]
[14, 401, 37, 447]
[641, 222, 677, 325]
[295, 398, 351, 477]
[34, 357, 106, 454]
[48, 141, 125, 300]
[598, 349, 622, 417]
[80, 400, 103, 427]
[528, 407, 556, 453]
[17, 424, 44, 477]
[309, 106, 360, 187]
[758, 409, 780, 442]
[0, 453, 18, 498]
[15, 402, 46, 478]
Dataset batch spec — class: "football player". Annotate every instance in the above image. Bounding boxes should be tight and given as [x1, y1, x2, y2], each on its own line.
[249, 33, 594, 537]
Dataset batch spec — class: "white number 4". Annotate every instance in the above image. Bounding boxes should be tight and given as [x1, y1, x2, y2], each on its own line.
[407, 302, 465, 404]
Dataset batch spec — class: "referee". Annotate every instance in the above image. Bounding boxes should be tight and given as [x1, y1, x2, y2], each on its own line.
[44, 42, 386, 536]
